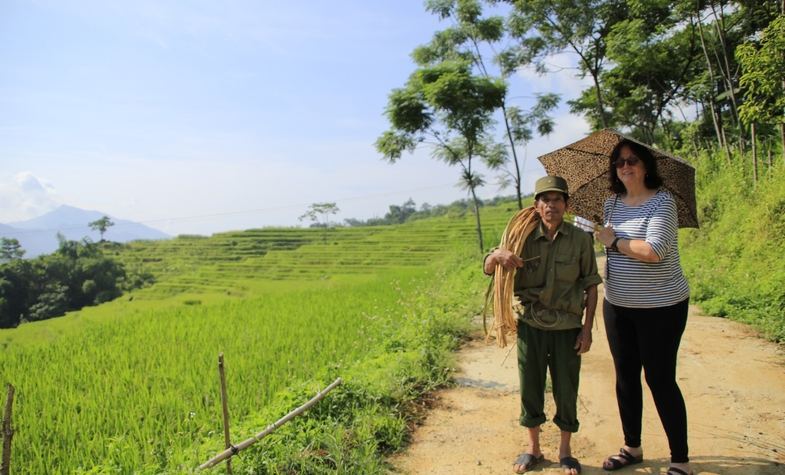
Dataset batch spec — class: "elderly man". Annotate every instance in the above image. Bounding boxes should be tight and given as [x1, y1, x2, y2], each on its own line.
[484, 176, 601, 475]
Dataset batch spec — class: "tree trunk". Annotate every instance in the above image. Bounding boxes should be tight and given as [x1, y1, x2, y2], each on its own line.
[696, 11, 730, 159]
[767, 144, 773, 170]
[781, 123, 785, 163]
[469, 186, 484, 253]
[711, 101, 732, 163]
[468, 38, 524, 210]
[709, 1, 744, 149]
[501, 103, 524, 209]
[721, 120, 731, 162]
[751, 123, 758, 183]
[591, 71, 609, 128]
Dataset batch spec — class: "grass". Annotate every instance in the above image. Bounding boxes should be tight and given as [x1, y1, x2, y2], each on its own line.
[680, 149, 785, 342]
[0, 200, 515, 473]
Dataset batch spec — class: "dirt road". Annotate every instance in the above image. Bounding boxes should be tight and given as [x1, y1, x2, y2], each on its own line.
[391, 270, 785, 474]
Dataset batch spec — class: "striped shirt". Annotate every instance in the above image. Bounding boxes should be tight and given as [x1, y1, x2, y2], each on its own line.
[603, 189, 689, 308]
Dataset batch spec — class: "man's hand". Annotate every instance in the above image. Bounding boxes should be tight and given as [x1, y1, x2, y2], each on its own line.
[574, 328, 592, 355]
[488, 249, 523, 271]
[596, 225, 616, 248]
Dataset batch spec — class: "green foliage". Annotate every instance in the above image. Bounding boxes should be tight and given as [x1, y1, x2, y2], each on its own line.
[737, 15, 785, 127]
[239, 259, 479, 474]
[680, 148, 785, 342]
[504, 0, 782, 150]
[377, 53, 505, 251]
[0, 237, 25, 262]
[0, 238, 130, 327]
[299, 202, 340, 228]
[509, 0, 629, 128]
[88, 215, 114, 241]
[27, 283, 68, 321]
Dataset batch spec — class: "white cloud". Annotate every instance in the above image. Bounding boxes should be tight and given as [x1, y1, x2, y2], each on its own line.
[0, 172, 60, 223]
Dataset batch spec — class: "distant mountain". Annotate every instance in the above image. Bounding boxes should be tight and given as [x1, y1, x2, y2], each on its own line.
[1, 205, 169, 257]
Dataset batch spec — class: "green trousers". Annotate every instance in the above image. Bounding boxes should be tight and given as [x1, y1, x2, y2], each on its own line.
[517, 321, 581, 432]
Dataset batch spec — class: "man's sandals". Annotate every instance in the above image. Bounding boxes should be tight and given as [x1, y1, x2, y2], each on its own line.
[512, 453, 543, 473]
[560, 456, 582, 474]
[512, 453, 582, 474]
[602, 447, 643, 471]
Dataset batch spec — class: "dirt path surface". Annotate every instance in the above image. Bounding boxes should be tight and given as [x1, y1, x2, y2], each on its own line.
[390, 266, 785, 475]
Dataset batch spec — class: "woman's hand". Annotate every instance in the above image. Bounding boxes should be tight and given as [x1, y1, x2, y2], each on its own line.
[596, 225, 616, 248]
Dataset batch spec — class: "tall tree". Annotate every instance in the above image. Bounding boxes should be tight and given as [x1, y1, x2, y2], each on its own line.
[88, 216, 114, 242]
[570, 4, 701, 143]
[737, 15, 785, 163]
[299, 202, 340, 228]
[495, 93, 559, 205]
[689, 0, 779, 151]
[418, 0, 558, 209]
[505, 0, 628, 129]
[377, 59, 505, 252]
[0, 238, 25, 263]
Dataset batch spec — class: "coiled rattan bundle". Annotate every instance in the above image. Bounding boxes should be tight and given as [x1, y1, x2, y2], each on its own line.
[484, 206, 541, 347]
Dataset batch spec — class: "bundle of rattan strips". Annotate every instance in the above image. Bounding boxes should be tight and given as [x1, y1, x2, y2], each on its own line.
[483, 206, 540, 348]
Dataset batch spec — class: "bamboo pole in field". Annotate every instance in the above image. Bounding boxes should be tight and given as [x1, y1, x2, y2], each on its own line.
[198, 377, 343, 470]
[218, 353, 233, 475]
[1, 384, 15, 475]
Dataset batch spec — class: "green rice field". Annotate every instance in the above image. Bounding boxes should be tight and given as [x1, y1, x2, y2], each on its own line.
[0, 202, 518, 473]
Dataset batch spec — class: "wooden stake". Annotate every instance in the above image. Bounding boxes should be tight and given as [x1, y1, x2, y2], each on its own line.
[218, 354, 232, 475]
[1, 384, 15, 475]
[198, 377, 343, 470]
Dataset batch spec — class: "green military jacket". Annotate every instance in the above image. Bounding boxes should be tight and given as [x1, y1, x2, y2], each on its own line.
[515, 220, 602, 330]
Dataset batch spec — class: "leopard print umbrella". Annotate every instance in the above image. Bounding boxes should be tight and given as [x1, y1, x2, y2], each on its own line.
[537, 128, 699, 228]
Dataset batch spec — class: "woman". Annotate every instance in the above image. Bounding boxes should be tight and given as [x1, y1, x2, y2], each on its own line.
[596, 139, 692, 475]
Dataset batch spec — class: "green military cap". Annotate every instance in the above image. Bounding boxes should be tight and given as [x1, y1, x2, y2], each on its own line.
[534, 175, 569, 198]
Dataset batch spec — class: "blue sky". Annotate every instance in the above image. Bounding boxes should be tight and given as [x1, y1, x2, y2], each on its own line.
[0, 1, 590, 235]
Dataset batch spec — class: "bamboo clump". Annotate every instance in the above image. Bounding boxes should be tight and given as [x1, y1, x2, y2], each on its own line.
[484, 206, 540, 347]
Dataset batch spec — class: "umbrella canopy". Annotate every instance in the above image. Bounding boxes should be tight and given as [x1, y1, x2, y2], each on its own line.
[537, 128, 699, 228]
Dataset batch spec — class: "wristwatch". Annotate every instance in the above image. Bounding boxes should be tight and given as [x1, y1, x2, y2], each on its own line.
[610, 237, 621, 251]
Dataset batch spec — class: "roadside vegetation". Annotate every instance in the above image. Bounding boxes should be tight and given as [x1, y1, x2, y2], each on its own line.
[680, 149, 785, 342]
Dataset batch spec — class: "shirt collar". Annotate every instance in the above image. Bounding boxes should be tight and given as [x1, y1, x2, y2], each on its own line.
[533, 220, 570, 240]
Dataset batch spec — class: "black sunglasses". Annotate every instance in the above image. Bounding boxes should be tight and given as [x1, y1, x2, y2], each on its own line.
[614, 156, 640, 168]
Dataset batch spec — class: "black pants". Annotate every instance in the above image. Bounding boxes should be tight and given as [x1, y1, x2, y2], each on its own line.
[603, 298, 689, 463]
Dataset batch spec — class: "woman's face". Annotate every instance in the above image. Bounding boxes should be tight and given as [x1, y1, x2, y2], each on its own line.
[615, 145, 646, 188]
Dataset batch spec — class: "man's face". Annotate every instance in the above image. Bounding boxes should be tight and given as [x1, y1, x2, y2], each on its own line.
[535, 191, 567, 226]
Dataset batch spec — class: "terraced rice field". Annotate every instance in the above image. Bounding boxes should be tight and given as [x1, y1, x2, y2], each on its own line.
[113, 206, 515, 298]
[0, 202, 520, 473]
